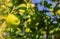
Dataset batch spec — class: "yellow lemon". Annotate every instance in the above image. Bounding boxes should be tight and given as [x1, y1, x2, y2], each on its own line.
[56, 10, 60, 15]
[6, 14, 20, 25]
[25, 27, 31, 33]
[19, 9, 25, 13]
[19, 4, 26, 7]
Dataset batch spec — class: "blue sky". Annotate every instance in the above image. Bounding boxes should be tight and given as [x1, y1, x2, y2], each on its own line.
[32, 0, 58, 11]
[32, 0, 58, 19]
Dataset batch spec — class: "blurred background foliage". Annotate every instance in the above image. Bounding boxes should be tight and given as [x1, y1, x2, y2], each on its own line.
[0, 0, 60, 39]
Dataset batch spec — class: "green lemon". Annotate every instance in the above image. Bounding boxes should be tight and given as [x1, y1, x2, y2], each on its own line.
[6, 14, 20, 25]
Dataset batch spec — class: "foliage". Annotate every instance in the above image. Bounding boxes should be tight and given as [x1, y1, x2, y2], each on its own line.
[0, 0, 60, 39]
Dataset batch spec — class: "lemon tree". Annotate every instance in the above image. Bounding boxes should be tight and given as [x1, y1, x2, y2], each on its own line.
[0, 0, 60, 39]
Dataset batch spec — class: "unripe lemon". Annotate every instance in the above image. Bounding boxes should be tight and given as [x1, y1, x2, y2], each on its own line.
[6, 14, 20, 25]
[56, 10, 60, 15]
[25, 27, 31, 33]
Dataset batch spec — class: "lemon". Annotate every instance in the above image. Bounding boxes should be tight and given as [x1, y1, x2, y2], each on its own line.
[25, 27, 31, 33]
[56, 10, 60, 15]
[19, 4, 26, 7]
[6, 14, 20, 25]
[19, 9, 25, 13]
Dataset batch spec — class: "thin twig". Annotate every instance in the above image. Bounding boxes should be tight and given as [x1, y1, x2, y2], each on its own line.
[0, 21, 6, 39]
[24, 0, 27, 4]
[10, 6, 15, 14]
